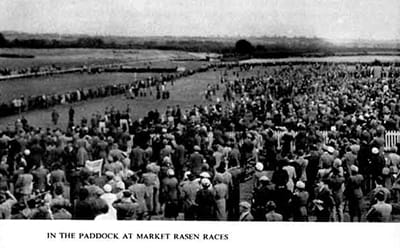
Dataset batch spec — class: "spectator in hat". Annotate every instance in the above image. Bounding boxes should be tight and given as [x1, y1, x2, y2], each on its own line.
[14, 166, 33, 201]
[366, 191, 392, 222]
[265, 201, 283, 222]
[239, 201, 253, 221]
[99, 184, 117, 220]
[313, 178, 334, 222]
[195, 178, 216, 220]
[180, 172, 201, 220]
[346, 165, 364, 222]
[291, 181, 309, 222]
[74, 188, 95, 220]
[112, 190, 139, 220]
[253, 162, 268, 189]
[128, 174, 148, 220]
[252, 175, 275, 221]
[161, 169, 179, 220]
[369, 176, 391, 205]
[189, 145, 204, 177]
[370, 147, 385, 184]
[142, 163, 160, 216]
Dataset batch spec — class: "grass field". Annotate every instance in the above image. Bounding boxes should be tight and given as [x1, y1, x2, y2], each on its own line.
[0, 48, 203, 70]
[0, 72, 161, 102]
[0, 48, 210, 104]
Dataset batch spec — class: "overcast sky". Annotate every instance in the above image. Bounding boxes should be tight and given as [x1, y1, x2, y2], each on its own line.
[0, 0, 399, 41]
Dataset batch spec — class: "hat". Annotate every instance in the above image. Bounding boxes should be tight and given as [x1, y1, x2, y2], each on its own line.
[167, 168, 175, 176]
[255, 162, 264, 171]
[105, 171, 115, 178]
[259, 175, 270, 182]
[194, 145, 201, 151]
[200, 171, 211, 178]
[201, 178, 211, 188]
[23, 149, 31, 156]
[126, 170, 134, 177]
[296, 181, 306, 189]
[239, 201, 251, 209]
[333, 158, 342, 167]
[163, 156, 172, 164]
[371, 147, 379, 154]
[350, 165, 359, 173]
[116, 181, 125, 190]
[183, 171, 191, 180]
[266, 201, 277, 210]
[382, 167, 390, 176]
[327, 146, 335, 154]
[103, 184, 112, 193]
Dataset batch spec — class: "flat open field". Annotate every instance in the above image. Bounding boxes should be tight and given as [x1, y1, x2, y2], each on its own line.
[0, 48, 204, 70]
[0, 72, 160, 102]
[0, 68, 223, 130]
[0, 48, 210, 103]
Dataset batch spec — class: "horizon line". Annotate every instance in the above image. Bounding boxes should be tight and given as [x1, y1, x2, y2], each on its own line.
[1, 30, 400, 44]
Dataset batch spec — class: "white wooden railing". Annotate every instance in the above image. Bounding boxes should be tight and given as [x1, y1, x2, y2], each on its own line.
[273, 130, 400, 150]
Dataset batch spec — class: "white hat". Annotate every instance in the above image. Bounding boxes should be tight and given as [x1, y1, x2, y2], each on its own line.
[239, 201, 251, 209]
[194, 145, 201, 151]
[296, 181, 306, 189]
[200, 172, 211, 178]
[259, 175, 270, 182]
[183, 171, 191, 180]
[327, 146, 335, 154]
[167, 168, 175, 176]
[350, 165, 359, 173]
[255, 162, 264, 171]
[126, 170, 134, 177]
[201, 178, 211, 188]
[103, 184, 112, 193]
[333, 158, 342, 167]
[116, 181, 125, 190]
[105, 171, 115, 178]
[23, 149, 31, 156]
[371, 147, 379, 154]
[163, 156, 172, 164]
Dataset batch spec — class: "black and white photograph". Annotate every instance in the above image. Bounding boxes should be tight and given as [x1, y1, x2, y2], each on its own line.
[0, 0, 399, 227]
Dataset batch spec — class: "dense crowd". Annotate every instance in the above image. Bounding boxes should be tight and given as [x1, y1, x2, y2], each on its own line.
[1, 62, 400, 222]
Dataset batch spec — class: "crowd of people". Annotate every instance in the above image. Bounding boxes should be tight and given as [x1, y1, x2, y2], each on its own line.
[1, 62, 400, 222]
[0, 64, 213, 118]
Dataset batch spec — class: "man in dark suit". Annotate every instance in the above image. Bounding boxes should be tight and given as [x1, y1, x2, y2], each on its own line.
[195, 178, 216, 220]
[189, 146, 204, 177]
[313, 178, 334, 222]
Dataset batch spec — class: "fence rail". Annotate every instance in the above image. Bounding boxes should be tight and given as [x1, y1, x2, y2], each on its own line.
[273, 130, 400, 150]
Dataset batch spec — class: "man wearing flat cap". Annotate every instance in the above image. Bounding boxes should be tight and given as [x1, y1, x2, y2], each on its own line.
[112, 190, 139, 220]
[239, 201, 253, 221]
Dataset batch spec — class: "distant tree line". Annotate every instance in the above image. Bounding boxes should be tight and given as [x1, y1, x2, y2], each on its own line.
[0, 33, 396, 58]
